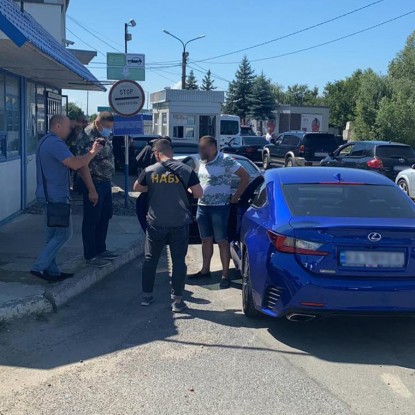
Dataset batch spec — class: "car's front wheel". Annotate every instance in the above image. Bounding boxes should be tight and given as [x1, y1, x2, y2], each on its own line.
[398, 179, 410, 197]
[285, 157, 294, 167]
[263, 153, 271, 170]
[242, 252, 261, 318]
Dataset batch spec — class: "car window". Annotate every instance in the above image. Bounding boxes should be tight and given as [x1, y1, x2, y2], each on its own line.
[230, 136, 242, 146]
[303, 134, 338, 152]
[282, 184, 415, 218]
[281, 135, 292, 145]
[338, 144, 354, 157]
[243, 136, 267, 146]
[235, 158, 261, 175]
[252, 182, 267, 208]
[350, 143, 366, 157]
[375, 145, 415, 159]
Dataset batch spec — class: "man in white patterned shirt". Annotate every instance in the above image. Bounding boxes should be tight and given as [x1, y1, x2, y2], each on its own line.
[189, 136, 249, 289]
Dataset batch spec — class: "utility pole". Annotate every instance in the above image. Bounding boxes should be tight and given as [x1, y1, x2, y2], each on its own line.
[163, 30, 205, 89]
[124, 19, 136, 54]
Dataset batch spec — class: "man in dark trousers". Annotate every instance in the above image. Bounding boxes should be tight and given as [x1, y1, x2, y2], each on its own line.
[76, 111, 117, 268]
[133, 139, 203, 313]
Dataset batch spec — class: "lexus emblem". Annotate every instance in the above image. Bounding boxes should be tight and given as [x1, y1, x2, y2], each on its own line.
[368, 232, 382, 242]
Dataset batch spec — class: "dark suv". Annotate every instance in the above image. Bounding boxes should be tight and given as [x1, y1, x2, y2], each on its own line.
[320, 141, 415, 181]
[262, 131, 339, 169]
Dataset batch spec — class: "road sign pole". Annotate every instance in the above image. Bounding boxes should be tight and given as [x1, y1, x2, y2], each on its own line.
[124, 135, 129, 208]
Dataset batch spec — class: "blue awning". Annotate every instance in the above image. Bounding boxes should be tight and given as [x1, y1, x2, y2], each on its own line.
[0, 0, 105, 91]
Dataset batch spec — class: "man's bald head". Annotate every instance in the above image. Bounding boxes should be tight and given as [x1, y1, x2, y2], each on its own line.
[49, 114, 71, 140]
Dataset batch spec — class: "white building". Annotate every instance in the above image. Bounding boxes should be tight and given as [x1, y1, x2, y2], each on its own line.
[0, 0, 103, 224]
[151, 89, 225, 142]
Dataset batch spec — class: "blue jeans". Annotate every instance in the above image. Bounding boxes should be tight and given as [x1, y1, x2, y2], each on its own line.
[32, 198, 73, 276]
[196, 205, 230, 242]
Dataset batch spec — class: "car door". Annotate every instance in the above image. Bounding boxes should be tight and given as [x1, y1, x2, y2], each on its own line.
[342, 142, 367, 169]
[268, 134, 283, 163]
[323, 143, 355, 167]
[273, 134, 291, 165]
[223, 137, 239, 155]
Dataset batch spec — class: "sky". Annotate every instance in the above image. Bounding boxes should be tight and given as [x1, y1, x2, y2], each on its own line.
[63, 0, 415, 115]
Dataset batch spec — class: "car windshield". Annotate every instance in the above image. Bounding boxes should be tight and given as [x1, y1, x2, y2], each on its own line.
[303, 134, 338, 152]
[220, 120, 239, 135]
[375, 145, 415, 159]
[282, 184, 415, 218]
[235, 159, 260, 175]
[243, 137, 267, 146]
[173, 144, 199, 155]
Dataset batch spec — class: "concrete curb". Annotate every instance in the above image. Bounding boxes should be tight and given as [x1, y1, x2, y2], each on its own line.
[0, 237, 144, 323]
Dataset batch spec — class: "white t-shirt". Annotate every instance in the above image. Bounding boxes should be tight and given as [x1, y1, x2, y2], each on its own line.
[194, 152, 241, 206]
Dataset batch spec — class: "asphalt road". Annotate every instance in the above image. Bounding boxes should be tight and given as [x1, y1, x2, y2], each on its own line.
[1, 246, 415, 415]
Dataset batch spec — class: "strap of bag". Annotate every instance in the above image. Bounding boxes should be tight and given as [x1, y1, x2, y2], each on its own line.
[37, 134, 70, 203]
[37, 134, 52, 203]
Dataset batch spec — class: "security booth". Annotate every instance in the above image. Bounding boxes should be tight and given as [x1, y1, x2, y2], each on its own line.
[150, 89, 225, 143]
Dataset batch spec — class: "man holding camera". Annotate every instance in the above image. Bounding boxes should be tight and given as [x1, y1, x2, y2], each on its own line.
[76, 111, 118, 268]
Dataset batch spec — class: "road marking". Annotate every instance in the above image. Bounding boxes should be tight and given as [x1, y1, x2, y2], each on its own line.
[381, 373, 413, 398]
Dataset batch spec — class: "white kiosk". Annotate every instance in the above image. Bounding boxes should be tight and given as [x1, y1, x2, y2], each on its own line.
[150, 89, 225, 143]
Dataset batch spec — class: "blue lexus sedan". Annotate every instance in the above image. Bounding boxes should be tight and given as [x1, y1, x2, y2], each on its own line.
[231, 167, 415, 321]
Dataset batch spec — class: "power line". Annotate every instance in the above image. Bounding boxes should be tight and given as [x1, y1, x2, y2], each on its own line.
[195, 9, 415, 65]
[66, 28, 106, 57]
[189, 63, 231, 83]
[194, 0, 385, 63]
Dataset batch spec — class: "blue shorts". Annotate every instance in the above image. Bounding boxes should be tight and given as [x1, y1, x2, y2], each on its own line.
[196, 205, 230, 242]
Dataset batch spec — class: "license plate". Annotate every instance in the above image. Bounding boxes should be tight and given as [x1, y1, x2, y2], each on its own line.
[339, 251, 405, 268]
[315, 152, 328, 157]
[394, 165, 410, 171]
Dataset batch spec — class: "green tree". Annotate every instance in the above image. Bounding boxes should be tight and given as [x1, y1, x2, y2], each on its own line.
[201, 69, 216, 91]
[65, 102, 85, 120]
[353, 69, 390, 140]
[186, 70, 199, 90]
[284, 84, 322, 106]
[271, 83, 286, 104]
[389, 32, 415, 81]
[223, 56, 256, 123]
[323, 69, 363, 130]
[248, 73, 276, 132]
[89, 113, 98, 122]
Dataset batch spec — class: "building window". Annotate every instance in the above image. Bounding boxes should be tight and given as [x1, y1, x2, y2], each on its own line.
[36, 85, 45, 139]
[153, 113, 159, 134]
[5, 76, 20, 158]
[173, 126, 184, 139]
[26, 82, 37, 154]
[161, 112, 167, 136]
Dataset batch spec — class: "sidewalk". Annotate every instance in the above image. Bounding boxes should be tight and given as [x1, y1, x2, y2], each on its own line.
[0, 213, 144, 322]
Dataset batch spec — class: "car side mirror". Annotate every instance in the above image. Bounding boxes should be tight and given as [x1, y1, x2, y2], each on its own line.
[328, 152, 335, 158]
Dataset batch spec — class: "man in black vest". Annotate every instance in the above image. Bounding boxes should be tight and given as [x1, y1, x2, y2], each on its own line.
[134, 139, 203, 312]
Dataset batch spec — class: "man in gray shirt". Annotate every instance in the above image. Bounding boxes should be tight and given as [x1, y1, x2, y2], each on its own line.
[134, 139, 203, 312]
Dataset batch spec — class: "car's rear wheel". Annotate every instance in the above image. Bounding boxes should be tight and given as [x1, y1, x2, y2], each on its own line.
[263, 153, 271, 170]
[242, 252, 261, 318]
[285, 157, 294, 167]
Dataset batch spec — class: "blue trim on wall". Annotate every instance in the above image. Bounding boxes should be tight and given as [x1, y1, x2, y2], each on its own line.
[21, 76, 26, 210]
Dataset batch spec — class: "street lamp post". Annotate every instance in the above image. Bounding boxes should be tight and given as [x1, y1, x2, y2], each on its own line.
[162, 30, 205, 89]
[124, 19, 136, 54]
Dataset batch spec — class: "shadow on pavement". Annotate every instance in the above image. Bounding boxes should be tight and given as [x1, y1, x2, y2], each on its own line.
[267, 314, 415, 369]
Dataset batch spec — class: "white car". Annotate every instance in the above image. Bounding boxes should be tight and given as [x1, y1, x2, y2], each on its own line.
[396, 166, 415, 199]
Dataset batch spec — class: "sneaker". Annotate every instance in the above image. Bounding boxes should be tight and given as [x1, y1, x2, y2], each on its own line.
[219, 277, 231, 289]
[172, 300, 188, 313]
[141, 296, 154, 306]
[46, 271, 74, 279]
[188, 271, 211, 279]
[30, 270, 65, 283]
[98, 250, 119, 260]
[86, 258, 112, 268]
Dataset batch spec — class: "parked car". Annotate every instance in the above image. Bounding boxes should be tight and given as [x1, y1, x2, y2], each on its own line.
[321, 141, 415, 181]
[396, 166, 415, 199]
[222, 135, 267, 162]
[176, 154, 263, 244]
[231, 167, 415, 320]
[262, 131, 338, 169]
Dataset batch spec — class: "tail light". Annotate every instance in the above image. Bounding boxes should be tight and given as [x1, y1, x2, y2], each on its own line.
[299, 145, 305, 154]
[367, 158, 383, 169]
[267, 231, 327, 256]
